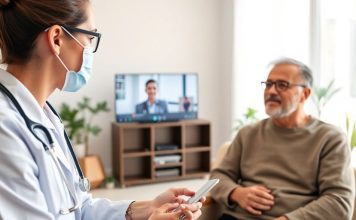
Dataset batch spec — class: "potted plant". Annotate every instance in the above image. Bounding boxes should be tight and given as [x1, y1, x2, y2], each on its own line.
[103, 176, 116, 189]
[59, 96, 110, 189]
[59, 97, 110, 157]
[234, 107, 259, 131]
[312, 79, 341, 118]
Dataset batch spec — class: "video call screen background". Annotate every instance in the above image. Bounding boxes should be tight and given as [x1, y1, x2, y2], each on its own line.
[115, 73, 198, 115]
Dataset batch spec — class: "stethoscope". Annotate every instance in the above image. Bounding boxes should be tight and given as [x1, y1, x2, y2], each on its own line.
[0, 82, 90, 215]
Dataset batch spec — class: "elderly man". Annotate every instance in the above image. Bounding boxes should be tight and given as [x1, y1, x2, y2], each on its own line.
[210, 58, 354, 220]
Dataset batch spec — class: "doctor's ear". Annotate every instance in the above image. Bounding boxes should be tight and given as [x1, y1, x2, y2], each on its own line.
[45, 25, 65, 56]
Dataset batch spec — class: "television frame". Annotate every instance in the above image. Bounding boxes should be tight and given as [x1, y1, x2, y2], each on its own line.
[114, 73, 199, 123]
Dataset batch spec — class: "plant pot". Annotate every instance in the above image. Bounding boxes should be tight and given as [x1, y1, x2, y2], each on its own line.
[73, 143, 86, 159]
[79, 155, 105, 189]
[105, 182, 115, 189]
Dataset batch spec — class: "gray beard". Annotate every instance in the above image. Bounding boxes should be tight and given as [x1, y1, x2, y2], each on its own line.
[266, 102, 298, 118]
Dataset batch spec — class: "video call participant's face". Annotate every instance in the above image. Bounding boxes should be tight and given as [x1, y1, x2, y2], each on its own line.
[146, 82, 157, 101]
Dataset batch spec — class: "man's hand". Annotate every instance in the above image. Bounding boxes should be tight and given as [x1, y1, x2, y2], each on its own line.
[230, 185, 274, 215]
[151, 188, 205, 218]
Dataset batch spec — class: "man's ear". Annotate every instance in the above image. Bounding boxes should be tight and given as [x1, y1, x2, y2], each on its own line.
[301, 87, 311, 102]
[45, 25, 64, 56]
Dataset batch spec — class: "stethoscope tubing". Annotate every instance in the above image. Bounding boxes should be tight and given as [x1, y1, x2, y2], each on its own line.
[46, 101, 87, 183]
[0, 83, 89, 191]
[0, 82, 92, 214]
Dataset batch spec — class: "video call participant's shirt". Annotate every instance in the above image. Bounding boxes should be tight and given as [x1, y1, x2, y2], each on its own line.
[147, 101, 159, 114]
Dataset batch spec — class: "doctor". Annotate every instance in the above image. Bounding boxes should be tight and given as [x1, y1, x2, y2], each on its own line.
[0, 0, 203, 219]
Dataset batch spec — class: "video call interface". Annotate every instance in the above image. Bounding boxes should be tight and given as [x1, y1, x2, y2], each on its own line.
[115, 73, 198, 122]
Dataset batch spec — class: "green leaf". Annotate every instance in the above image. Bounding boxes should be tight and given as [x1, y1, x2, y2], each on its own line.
[234, 107, 259, 131]
[89, 126, 101, 135]
[312, 79, 341, 117]
[351, 123, 356, 148]
[346, 114, 350, 134]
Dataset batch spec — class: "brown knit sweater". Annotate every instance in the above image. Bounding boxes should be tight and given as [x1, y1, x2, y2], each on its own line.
[210, 117, 355, 220]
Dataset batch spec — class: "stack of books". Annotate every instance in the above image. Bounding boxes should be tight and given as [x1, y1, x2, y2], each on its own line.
[154, 155, 181, 165]
[155, 168, 180, 178]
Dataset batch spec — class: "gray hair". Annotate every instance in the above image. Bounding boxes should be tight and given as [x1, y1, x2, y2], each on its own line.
[269, 57, 313, 87]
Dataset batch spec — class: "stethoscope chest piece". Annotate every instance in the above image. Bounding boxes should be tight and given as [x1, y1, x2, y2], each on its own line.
[79, 177, 90, 192]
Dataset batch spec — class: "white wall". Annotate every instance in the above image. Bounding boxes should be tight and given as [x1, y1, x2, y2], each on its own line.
[49, 0, 234, 174]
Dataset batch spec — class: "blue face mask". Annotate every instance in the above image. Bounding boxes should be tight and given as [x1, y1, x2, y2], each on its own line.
[56, 47, 93, 92]
[56, 27, 94, 92]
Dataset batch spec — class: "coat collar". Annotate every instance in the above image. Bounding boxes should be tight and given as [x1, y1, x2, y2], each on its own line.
[0, 69, 55, 130]
[0, 69, 74, 172]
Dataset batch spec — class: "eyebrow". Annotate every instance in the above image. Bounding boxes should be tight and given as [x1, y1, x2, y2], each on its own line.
[267, 79, 288, 82]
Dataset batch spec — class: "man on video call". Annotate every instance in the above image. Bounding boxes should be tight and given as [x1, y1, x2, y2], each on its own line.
[135, 79, 168, 114]
[210, 58, 354, 220]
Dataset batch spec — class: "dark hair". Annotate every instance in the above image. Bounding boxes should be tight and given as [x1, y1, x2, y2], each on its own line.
[269, 57, 313, 87]
[145, 79, 157, 87]
[0, 0, 89, 64]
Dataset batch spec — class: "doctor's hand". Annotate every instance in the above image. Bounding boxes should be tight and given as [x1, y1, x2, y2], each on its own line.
[230, 185, 274, 215]
[148, 202, 202, 220]
[152, 188, 204, 218]
[153, 187, 205, 206]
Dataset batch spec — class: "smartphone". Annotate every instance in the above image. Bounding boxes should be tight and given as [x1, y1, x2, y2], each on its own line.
[186, 179, 220, 204]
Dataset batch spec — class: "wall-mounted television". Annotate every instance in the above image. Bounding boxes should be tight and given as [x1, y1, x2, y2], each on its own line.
[115, 73, 198, 123]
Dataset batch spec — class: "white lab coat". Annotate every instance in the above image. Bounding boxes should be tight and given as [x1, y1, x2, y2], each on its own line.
[0, 69, 132, 219]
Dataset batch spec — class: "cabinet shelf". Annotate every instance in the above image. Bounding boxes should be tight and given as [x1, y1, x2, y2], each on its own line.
[124, 152, 151, 158]
[154, 162, 182, 168]
[185, 147, 210, 152]
[154, 175, 182, 181]
[112, 119, 211, 187]
[124, 177, 153, 187]
[154, 149, 182, 155]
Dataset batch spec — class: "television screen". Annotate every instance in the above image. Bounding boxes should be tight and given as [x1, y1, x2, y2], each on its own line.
[115, 73, 198, 122]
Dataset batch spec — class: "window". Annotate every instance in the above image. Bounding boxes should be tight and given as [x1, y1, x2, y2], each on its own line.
[233, 0, 310, 120]
[233, 0, 356, 128]
[319, 0, 356, 97]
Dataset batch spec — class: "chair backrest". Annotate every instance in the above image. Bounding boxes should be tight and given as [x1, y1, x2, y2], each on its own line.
[211, 141, 231, 169]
